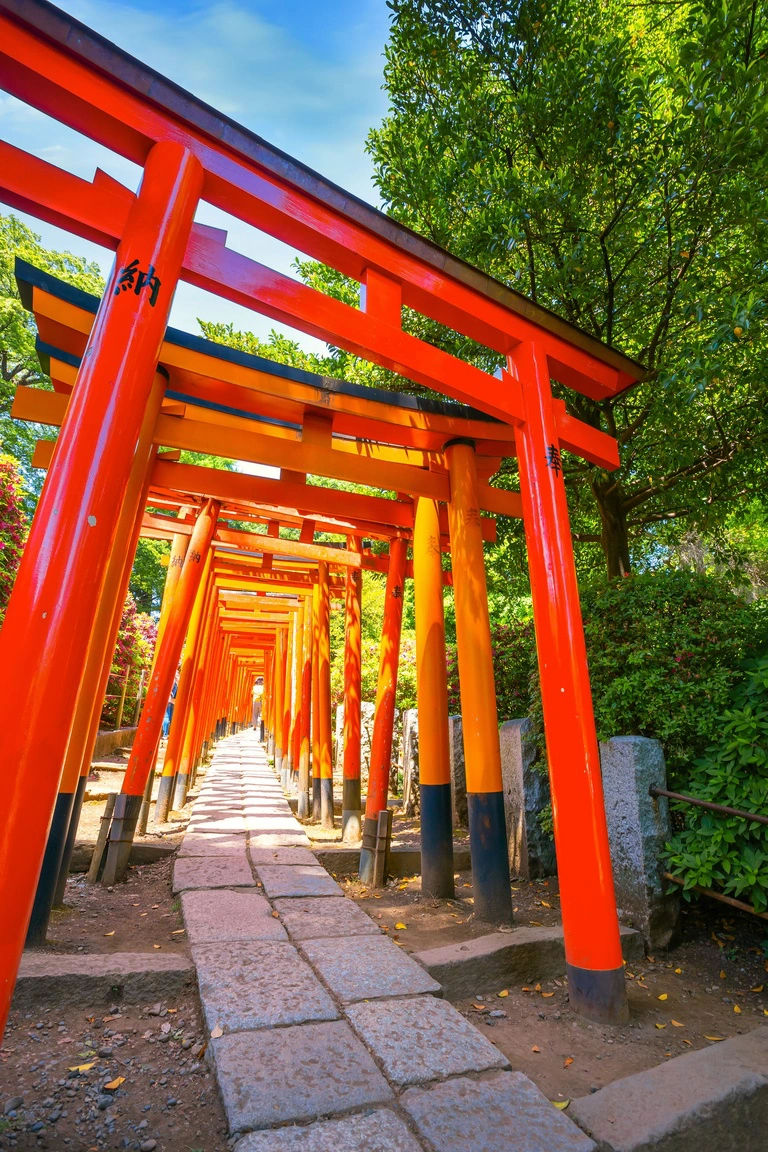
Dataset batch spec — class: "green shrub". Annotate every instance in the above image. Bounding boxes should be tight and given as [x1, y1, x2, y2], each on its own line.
[527, 570, 767, 787]
[446, 619, 536, 722]
[662, 655, 768, 913]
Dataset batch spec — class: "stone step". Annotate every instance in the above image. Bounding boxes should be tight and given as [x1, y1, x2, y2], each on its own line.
[13, 951, 195, 1009]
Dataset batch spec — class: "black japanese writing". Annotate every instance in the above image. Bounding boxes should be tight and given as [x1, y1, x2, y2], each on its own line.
[545, 444, 562, 477]
[114, 258, 162, 307]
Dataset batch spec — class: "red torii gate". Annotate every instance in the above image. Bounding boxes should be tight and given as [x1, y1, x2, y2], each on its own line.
[0, 0, 645, 1032]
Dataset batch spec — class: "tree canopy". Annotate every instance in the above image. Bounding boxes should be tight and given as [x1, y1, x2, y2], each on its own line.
[367, 0, 768, 577]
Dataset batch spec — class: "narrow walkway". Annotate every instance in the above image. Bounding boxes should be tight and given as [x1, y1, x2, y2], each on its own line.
[173, 732, 594, 1151]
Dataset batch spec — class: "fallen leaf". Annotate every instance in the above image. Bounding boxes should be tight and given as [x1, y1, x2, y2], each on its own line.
[682, 1039, 692, 1046]
[534, 984, 542, 992]
[210, 1025, 223, 1039]
[647, 956, 655, 963]
[104, 1077, 124, 1091]
[720, 970, 726, 979]
[472, 1003, 488, 1013]
[497, 989, 509, 998]
[271, 911, 280, 919]
[166, 1008, 177, 1014]
[541, 992, 555, 998]
[705, 1035, 725, 1042]
[171, 928, 186, 935]
[564, 1057, 574, 1068]
[529, 920, 543, 927]
[522, 986, 531, 992]
[675, 968, 682, 974]
[68, 1062, 96, 1073]
[395, 923, 407, 931]
[750, 985, 764, 993]
[531, 1045, 541, 1053]
[655, 1023, 666, 1029]
[552, 1100, 570, 1110]
[103, 931, 115, 937]
[636, 982, 648, 989]
[733, 1005, 742, 1014]
[670, 1020, 684, 1028]
[541, 901, 551, 908]
[153, 944, 161, 950]
[658, 994, 668, 1001]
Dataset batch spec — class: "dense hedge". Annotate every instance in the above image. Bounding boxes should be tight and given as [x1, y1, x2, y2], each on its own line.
[448, 571, 767, 789]
[663, 655, 768, 913]
[0, 452, 27, 624]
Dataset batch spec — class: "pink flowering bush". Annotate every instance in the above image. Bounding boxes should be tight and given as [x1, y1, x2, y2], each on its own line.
[100, 593, 157, 728]
[0, 452, 28, 624]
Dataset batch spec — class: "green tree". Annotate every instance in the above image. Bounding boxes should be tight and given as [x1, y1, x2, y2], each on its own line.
[365, 0, 768, 578]
[0, 214, 104, 501]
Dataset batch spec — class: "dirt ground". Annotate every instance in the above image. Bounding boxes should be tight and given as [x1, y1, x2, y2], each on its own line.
[344, 865, 768, 1104]
[0, 775, 230, 1152]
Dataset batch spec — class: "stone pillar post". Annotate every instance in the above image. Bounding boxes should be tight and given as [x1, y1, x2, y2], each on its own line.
[499, 718, 556, 879]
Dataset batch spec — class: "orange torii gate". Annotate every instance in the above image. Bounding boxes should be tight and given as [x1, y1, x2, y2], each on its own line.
[0, 0, 645, 1032]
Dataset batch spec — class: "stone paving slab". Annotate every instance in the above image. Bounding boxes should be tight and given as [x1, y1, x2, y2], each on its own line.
[250, 831, 312, 849]
[181, 889, 287, 944]
[250, 847, 318, 867]
[401, 1070, 596, 1152]
[188, 815, 248, 833]
[233, 1109, 423, 1151]
[212, 1020, 393, 1132]
[193, 941, 338, 1033]
[177, 832, 248, 858]
[273, 896, 379, 941]
[172, 854, 255, 892]
[346, 995, 508, 1086]
[255, 864, 343, 899]
[568, 1026, 768, 1152]
[300, 935, 441, 1003]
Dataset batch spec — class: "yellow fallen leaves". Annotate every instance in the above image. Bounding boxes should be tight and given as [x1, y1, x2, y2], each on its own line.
[655, 1023, 666, 1030]
[68, 1062, 96, 1073]
[733, 1005, 742, 1014]
[552, 1100, 570, 1110]
[564, 1057, 574, 1068]
[541, 992, 555, 998]
[497, 989, 509, 998]
[657, 994, 668, 1001]
[210, 1025, 223, 1039]
[670, 1020, 684, 1028]
[104, 1077, 124, 1090]
[394, 923, 407, 931]
[751, 985, 764, 993]
[531, 1045, 540, 1053]
[541, 901, 551, 908]
[103, 931, 115, 937]
[674, 968, 682, 974]
[705, 1035, 725, 1042]
[720, 970, 726, 979]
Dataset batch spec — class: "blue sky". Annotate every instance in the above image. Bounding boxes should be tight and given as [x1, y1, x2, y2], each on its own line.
[1, 0, 392, 348]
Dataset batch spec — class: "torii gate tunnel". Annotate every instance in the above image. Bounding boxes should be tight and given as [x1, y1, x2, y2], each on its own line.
[0, 0, 645, 1037]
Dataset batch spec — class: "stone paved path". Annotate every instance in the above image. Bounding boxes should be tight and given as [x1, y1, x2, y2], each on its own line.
[175, 731, 594, 1151]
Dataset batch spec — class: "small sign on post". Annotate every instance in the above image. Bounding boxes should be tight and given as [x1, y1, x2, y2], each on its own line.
[372, 808, 393, 888]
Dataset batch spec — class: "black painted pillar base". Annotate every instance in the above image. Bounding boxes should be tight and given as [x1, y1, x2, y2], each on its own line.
[136, 765, 156, 838]
[311, 776, 322, 822]
[297, 789, 310, 820]
[566, 963, 629, 1024]
[25, 789, 77, 947]
[320, 777, 334, 830]
[101, 793, 143, 887]
[173, 771, 190, 810]
[258, 720, 265, 742]
[342, 777, 362, 843]
[153, 775, 175, 825]
[358, 814, 378, 885]
[467, 791, 513, 925]
[53, 775, 88, 908]
[420, 782, 455, 899]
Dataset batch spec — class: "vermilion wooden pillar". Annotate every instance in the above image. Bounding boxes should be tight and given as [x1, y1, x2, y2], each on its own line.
[290, 599, 305, 787]
[317, 562, 334, 828]
[508, 346, 628, 1024]
[413, 497, 454, 899]
[273, 627, 286, 776]
[103, 499, 220, 884]
[446, 440, 513, 925]
[359, 537, 407, 884]
[342, 559, 363, 842]
[311, 583, 322, 821]
[27, 382, 163, 942]
[0, 141, 202, 1036]
[297, 593, 313, 819]
[280, 614, 294, 788]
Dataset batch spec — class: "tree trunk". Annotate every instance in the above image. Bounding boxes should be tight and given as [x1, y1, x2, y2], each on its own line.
[591, 474, 631, 580]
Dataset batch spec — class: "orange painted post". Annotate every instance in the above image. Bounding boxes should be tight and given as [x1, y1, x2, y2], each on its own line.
[265, 648, 276, 755]
[297, 594, 313, 819]
[0, 140, 202, 1035]
[359, 538, 407, 884]
[311, 583, 322, 821]
[317, 561, 334, 829]
[280, 617, 294, 788]
[446, 440, 513, 925]
[290, 600, 305, 787]
[155, 548, 215, 818]
[172, 591, 216, 808]
[102, 498, 220, 883]
[413, 497, 454, 899]
[509, 345, 628, 1024]
[273, 627, 286, 776]
[27, 385, 163, 941]
[342, 559, 363, 842]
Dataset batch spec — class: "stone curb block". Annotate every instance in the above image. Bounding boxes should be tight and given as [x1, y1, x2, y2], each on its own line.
[12, 952, 195, 1009]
